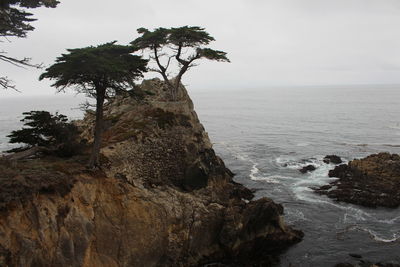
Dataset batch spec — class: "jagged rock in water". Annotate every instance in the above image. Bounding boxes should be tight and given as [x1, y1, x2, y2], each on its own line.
[299, 165, 316, 173]
[315, 153, 400, 208]
[0, 79, 302, 266]
[323, 155, 343, 164]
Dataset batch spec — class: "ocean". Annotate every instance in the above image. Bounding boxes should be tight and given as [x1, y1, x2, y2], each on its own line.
[191, 86, 400, 266]
[1, 87, 400, 266]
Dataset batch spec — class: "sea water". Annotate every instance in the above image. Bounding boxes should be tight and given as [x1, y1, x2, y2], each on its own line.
[190, 86, 400, 266]
[1, 87, 400, 266]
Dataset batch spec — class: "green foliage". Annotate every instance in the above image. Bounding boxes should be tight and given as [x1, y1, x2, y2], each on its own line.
[197, 48, 229, 62]
[0, 0, 59, 38]
[132, 27, 169, 50]
[168, 26, 215, 47]
[39, 42, 148, 97]
[131, 26, 229, 99]
[132, 26, 228, 61]
[7, 111, 82, 157]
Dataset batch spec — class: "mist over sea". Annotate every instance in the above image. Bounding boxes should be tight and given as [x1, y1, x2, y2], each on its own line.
[1, 86, 400, 265]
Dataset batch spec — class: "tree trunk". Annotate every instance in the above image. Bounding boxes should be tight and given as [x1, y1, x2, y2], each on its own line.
[88, 88, 105, 168]
[170, 84, 177, 101]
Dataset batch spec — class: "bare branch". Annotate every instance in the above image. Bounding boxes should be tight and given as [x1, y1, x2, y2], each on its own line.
[165, 55, 174, 70]
[0, 76, 20, 91]
[148, 68, 163, 74]
[0, 53, 41, 69]
[78, 100, 96, 112]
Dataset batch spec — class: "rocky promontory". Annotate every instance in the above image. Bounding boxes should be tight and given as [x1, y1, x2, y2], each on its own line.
[0, 79, 302, 266]
[315, 153, 400, 208]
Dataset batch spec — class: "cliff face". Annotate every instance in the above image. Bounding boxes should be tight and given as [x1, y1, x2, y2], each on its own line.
[0, 79, 302, 266]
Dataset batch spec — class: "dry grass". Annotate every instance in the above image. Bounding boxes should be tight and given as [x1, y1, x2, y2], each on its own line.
[0, 155, 87, 211]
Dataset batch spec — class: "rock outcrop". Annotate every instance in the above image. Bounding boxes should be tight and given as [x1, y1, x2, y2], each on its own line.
[299, 165, 316, 174]
[315, 153, 400, 208]
[0, 79, 302, 266]
[323, 155, 342, 165]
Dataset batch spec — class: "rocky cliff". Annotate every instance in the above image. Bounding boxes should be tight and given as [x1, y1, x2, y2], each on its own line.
[0, 79, 302, 266]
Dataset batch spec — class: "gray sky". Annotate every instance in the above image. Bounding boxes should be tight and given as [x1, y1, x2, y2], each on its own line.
[2, 0, 400, 96]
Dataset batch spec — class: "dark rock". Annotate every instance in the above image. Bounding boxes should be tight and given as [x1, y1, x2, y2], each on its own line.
[299, 165, 316, 173]
[349, 253, 362, 259]
[184, 163, 208, 190]
[323, 155, 343, 164]
[319, 185, 332, 191]
[315, 153, 400, 208]
[215, 198, 303, 266]
[335, 264, 354, 267]
[229, 180, 254, 200]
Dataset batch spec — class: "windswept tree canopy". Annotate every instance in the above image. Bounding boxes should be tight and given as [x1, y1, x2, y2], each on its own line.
[0, 0, 59, 90]
[131, 26, 229, 100]
[39, 42, 148, 97]
[40, 41, 148, 168]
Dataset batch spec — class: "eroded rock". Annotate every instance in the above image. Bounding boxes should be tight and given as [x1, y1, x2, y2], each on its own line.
[323, 155, 343, 164]
[299, 165, 316, 173]
[315, 153, 400, 208]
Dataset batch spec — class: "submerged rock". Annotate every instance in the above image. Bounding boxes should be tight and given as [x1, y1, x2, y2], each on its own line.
[315, 153, 400, 208]
[323, 155, 343, 164]
[0, 79, 302, 266]
[299, 164, 316, 173]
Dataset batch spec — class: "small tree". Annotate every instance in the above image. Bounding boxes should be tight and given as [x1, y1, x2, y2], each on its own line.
[0, 0, 59, 90]
[131, 26, 229, 100]
[40, 42, 148, 168]
[7, 110, 81, 157]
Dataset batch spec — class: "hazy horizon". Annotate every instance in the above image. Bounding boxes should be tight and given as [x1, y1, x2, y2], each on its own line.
[1, 83, 400, 98]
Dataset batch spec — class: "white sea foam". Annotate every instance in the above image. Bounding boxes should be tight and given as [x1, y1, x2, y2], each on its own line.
[368, 232, 400, 243]
[343, 211, 368, 223]
[221, 143, 251, 162]
[376, 216, 400, 224]
[339, 225, 400, 243]
[249, 163, 281, 184]
[276, 155, 330, 171]
[285, 209, 308, 224]
[296, 142, 310, 147]
[289, 157, 338, 202]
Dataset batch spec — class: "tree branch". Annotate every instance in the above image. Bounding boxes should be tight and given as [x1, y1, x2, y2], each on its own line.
[174, 51, 201, 90]
[175, 42, 188, 66]
[0, 53, 40, 68]
[0, 76, 19, 91]
[153, 46, 173, 89]
[165, 55, 174, 70]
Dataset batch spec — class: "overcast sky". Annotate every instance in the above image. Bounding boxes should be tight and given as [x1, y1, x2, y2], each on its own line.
[2, 0, 400, 96]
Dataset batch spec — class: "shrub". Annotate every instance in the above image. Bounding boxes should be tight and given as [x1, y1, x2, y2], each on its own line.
[7, 111, 83, 157]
